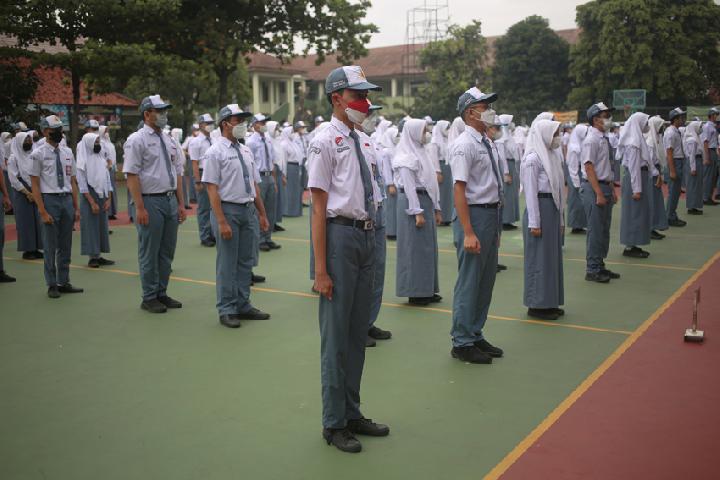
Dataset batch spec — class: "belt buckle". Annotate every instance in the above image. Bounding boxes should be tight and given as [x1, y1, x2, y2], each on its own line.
[362, 220, 374, 231]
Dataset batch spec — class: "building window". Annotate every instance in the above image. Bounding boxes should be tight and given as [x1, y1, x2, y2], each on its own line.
[262, 81, 270, 103]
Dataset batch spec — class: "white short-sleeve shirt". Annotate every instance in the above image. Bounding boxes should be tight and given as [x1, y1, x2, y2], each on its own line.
[29, 142, 76, 194]
[122, 124, 184, 194]
[448, 126, 501, 204]
[201, 137, 260, 204]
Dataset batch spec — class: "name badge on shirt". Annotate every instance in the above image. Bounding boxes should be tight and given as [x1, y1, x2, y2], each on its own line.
[65, 165, 72, 176]
[337, 146, 350, 153]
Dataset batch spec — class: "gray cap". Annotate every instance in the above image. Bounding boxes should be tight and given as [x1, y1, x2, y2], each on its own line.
[314, 115, 325, 123]
[423, 115, 436, 125]
[250, 113, 271, 125]
[139, 94, 172, 113]
[708, 107, 720, 116]
[197, 113, 214, 124]
[668, 107, 687, 121]
[218, 104, 252, 123]
[294, 120, 307, 129]
[325, 66, 381, 94]
[586, 102, 615, 122]
[84, 119, 100, 129]
[369, 105, 383, 112]
[457, 87, 498, 117]
[40, 115, 63, 130]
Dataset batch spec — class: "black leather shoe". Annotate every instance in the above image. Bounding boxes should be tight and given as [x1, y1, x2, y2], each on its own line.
[22, 251, 36, 260]
[158, 296, 182, 309]
[650, 230, 665, 240]
[58, 284, 83, 293]
[571, 228, 586, 234]
[368, 325, 392, 340]
[347, 418, 390, 437]
[623, 247, 650, 259]
[48, 286, 61, 298]
[108, 215, 117, 220]
[141, 299, 167, 313]
[474, 338, 504, 358]
[601, 269, 621, 279]
[502, 223, 518, 231]
[668, 218, 687, 227]
[32, 251, 44, 259]
[236, 308, 270, 320]
[251, 273, 266, 283]
[0, 271, 16, 283]
[585, 272, 610, 283]
[98, 257, 115, 266]
[408, 297, 432, 306]
[219, 315, 242, 328]
[365, 336, 376, 347]
[267, 241, 281, 250]
[430, 293, 443, 303]
[88, 258, 100, 268]
[451, 345, 493, 364]
[259, 243, 271, 252]
[201, 239, 216, 247]
[527, 308, 559, 321]
[386, 235, 397, 240]
[323, 428, 362, 453]
[687, 208, 703, 215]
[273, 224, 286, 232]
[553, 308, 565, 316]
[497, 264, 508, 271]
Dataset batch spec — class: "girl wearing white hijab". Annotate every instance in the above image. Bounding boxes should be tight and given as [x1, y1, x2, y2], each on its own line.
[496, 114, 521, 229]
[392, 118, 441, 306]
[279, 126, 304, 217]
[378, 126, 399, 239]
[683, 121, 704, 214]
[566, 124, 589, 233]
[99, 126, 119, 219]
[170, 128, 191, 210]
[618, 112, 652, 258]
[76, 132, 114, 268]
[645, 116, 668, 237]
[520, 119, 565, 321]
[447, 117, 465, 148]
[428, 120, 453, 225]
[7, 132, 43, 259]
[513, 125, 528, 158]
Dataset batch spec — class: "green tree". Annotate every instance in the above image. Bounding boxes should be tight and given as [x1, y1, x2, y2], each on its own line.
[0, 53, 39, 126]
[567, 0, 720, 110]
[493, 16, 570, 117]
[411, 21, 490, 120]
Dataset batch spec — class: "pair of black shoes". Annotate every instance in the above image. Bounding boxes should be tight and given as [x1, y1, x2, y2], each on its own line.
[650, 230, 666, 240]
[668, 218, 687, 227]
[201, 238, 216, 247]
[141, 295, 183, 313]
[250, 273, 265, 285]
[0, 271, 17, 283]
[623, 247, 650, 259]
[687, 208, 703, 216]
[219, 308, 271, 328]
[22, 251, 43, 260]
[451, 339, 504, 364]
[259, 241, 281, 252]
[497, 264, 508, 272]
[408, 294, 442, 306]
[48, 283, 84, 298]
[527, 307, 565, 321]
[585, 269, 621, 283]
[366, 325, 392, 347]
[273, 224, 285, 232]
[87, 257, 115, 268]
[571, 228, 586, 234]
[323, 418, 390, 453]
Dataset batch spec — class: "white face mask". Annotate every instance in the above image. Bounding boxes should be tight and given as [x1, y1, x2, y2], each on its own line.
[346, 108, 367, 125]
[421, 132, 431, 145]
[257, 124, 268, 134]
[232, 124, 247, 139]
[392, 135, 400, 145]
[601, 117, 613, 132]
[550, 136, 562, 150]
[480, 109, 497, 127]
[361, 117, 376, 134]
[204, 124, 214, 134]
[155, 112, 168, 129]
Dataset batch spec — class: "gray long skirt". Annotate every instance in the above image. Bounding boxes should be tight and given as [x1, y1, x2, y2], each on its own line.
[522, 196, 564, 309]
[109, 166, 118, 216]
[80, 188, 111, 257]
[439, 162, 454, 223]
[650, 167, 669, 231]
[385, 187, 398, 237]
[12, 189, 43, 252]
[275, 164, 285, 224]
[686, 155, 703, 210]
[620, 167, 652, 247]
[502, 159, 520, 224]
[284, 163, 303, 217]
[564, 163, 587, 229]
[396, 191, 439, 297]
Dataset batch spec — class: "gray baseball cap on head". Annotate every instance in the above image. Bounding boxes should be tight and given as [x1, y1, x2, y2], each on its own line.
[218, 104, 252, 123]
[369, 105, 383, 112]
[586, 102, 615, 122]
[84, 119, 100, 129]
[708, 107, 720, 116]
[314, 115, 325, 123]
[139, 94, 172, 113]
[40, 115, 63, 130]
[325, 66, 381, 94]
[251, 113, 271, 125]
[294, 120, 307, 129]
[457, 87, 498, 117]
[197, 113, 214, 124]
[668, 107, 687, 121]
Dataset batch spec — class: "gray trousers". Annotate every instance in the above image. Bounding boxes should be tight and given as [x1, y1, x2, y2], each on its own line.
[580, 181, 614, 274]
[703, 150, 717, 201]
[41, 194, 75, 287]
[319, 221, 374, 429]
[211, 202, 256, 315]
[284, 163, 303, 217]
[259, 174, 276, 244]
[666, 158, 685, 221]
[651, 169, 669, 231]
[135, 194, 178, 301]
[274, 165, 284, 225]
[196, 181, 214, 243]
[79, 188, 111, 257]
[108, 167, 118, 216]
[686, 155, 703, 210]
[439, 162, 454, 223]
[0, 191, 5, 272]
[450, 206, 499, 347]
[370, 205, 386, 327]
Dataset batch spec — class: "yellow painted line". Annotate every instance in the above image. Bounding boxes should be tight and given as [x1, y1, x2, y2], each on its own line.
[483, 249, 720, 480]
[5, 256, 632, 336]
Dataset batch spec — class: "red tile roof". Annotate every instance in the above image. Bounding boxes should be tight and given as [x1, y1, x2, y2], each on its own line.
[31, 65, 138, 107]
[245, 52, 307, 75]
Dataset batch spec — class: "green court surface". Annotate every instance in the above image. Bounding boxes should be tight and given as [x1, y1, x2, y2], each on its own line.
[1, 187, 718, 480]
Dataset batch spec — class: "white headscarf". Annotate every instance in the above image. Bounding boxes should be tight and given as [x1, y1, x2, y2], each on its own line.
[170, 128, 183, 144]
[683, 120, 702, 147]
[392, 118, 439, 206]
[10, 132, 33, 176]
[430, 120, 450, 161]
[98, 125, 116, 166]
[529, 112, 555, 138]
[1, 132, 11, 160]
[379, 126, 398, 151]
[496, 114, 519, 160]
[522, 119, 564, 212]
[77, 132, 110, 197]
[279, 125, 303, 164]
[617, 112, 650, 166]
[447, 117, 465, 148]
[645, 116, 666, 167]
[568, 124, 589, 156]
[373, 119, 392, 142]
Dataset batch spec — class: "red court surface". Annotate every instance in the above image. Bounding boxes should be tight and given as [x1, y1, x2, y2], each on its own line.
[495, 252, 720, 480]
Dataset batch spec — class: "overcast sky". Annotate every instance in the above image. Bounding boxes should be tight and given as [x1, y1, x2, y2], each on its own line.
[364, 0, 593, 47]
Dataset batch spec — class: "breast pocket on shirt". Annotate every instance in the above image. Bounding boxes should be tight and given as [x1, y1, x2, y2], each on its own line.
[41, 156, 56, 177]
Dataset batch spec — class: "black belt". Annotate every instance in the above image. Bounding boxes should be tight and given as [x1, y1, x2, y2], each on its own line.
[399, 188, 428, 195]
[641, 166, 648, 171]
[221, 200, 253, 206]
[538, 192, 553, 198]
[583, 179, 612, 185]
[469, 202, 499, 209]
[142, 191, 175, 197]
[327, 216, 374, 231]
[260, 171, 273, 177]
[287, 162, 300, 165]
[43, 192, 71, 197]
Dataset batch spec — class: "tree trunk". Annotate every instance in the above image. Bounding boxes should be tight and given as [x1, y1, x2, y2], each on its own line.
[70, 65, 81, 150]
[217, 68, 229, 107]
